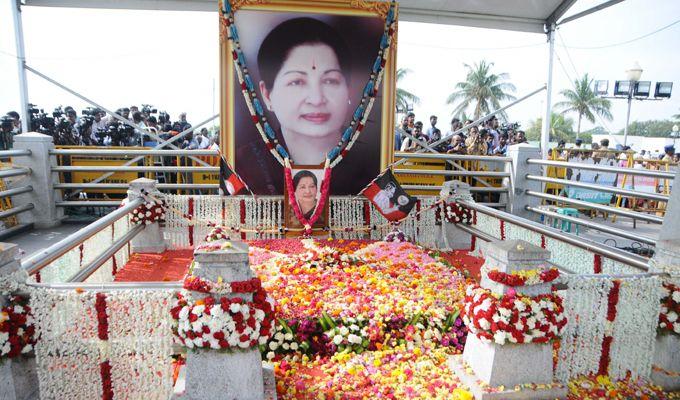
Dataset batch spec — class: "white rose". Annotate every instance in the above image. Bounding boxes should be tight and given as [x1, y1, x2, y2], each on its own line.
[668, 312, 678, 323]
[339, 327, 349, 336]
[284, 333, 293, 341]
[290, 342, 299, 351]
[333, 335, 343, 345]
[493, 331, 507, 345]
[673, 291, 680, 303]
[479, 318, 491, 330]
[674, 323, 680, 334]
[13, 305, 24, 314]
[269, 342, 278, 351]
[347, 334, 362, 344]
[229, 304, 241, 313]
[274, 332, 284, 341]
[266, 351, 275, 360]
[282, 343, 290, 350]
[350, 324, 360, 332]
[191, 305, 205, 315]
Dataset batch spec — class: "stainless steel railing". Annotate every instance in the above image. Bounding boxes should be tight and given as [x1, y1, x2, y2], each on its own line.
[526, 158, 675, 179]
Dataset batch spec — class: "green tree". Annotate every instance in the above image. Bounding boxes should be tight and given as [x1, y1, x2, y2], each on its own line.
[616, 119, 677, 137]
[554, 73, 612, 139]
[446, 61, 516, 120]
[396, 68, 421, 112]
[526, 113, 575, 142]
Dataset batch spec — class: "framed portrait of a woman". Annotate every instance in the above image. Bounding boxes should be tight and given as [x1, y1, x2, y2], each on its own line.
[282, 165, 329, 232]
[220, 0, 397, 196]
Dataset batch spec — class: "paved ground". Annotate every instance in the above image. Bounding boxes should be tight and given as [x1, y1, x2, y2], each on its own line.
[10, 222, 89, 260]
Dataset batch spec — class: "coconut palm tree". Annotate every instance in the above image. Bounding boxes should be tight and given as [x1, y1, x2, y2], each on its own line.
[396, 68, 421, 112]
[446, 61, 516, 120]
[554, 73, 613, 140]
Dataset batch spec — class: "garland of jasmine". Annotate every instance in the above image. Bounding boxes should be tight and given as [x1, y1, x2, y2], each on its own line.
[463, 284, 567, 345]
[659, 282, 680, 334]
[219, 0, 397, 167]
[485, 267, 560, 287]
[170, 288, 275, 351]
[284, 158, 332, 234]
[0, 295, 35, 359]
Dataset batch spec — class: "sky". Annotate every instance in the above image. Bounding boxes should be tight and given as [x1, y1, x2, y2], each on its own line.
[1, 0, 679, 136]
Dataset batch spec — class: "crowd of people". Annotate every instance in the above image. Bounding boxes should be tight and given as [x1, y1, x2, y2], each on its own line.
[551, 138, 679, 163]
[395, 113, 527, 156]
[0, 106, 220, 151]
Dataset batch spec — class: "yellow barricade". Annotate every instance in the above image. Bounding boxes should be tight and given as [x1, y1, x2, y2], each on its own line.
[393, 153, 446, 196]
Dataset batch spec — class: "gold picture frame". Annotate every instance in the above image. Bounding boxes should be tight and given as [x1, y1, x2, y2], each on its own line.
[219, 0, 398, 193]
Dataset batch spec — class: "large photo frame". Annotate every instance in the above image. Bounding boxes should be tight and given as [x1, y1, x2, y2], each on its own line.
[220, 0, 397, 196]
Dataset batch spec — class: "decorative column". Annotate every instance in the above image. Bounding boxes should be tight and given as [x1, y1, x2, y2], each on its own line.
[127, 178, 167, 254]
[12, 132, 63, 228]
[449, 239, 567, 399]
[649, 168, 680, 390]
[506, 144, 542, 222]
[176, 238, 273, 399]
[0, 243, 38, 400]
[438, 180, 473, 250]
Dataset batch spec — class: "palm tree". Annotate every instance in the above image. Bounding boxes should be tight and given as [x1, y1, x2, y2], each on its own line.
[446, 61, 516, 120]
[526, 113, 575, 142]
[396, 68, 420, 112]
[554, 73, 612, 140]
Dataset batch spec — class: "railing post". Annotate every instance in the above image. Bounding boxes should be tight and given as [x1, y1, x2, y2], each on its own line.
[0, 242, 39, 400]
[11, 133, 63, 228]
[649, 168, 680, 390]
[506, 144, 542, 222]
[127, 178, 167, 254]
[184, 241, 267, 399]
[438, 181, 473, 250]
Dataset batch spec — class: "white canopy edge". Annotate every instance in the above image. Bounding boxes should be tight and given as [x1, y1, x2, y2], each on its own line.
[22, 0, 581, 34]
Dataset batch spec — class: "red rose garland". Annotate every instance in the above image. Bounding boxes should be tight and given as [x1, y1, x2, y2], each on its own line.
[463, 285, 567, 345]
[170, 287, 275, 351]
[659, 282, 680, 334]
[130, 200, 166, 225]
[95, 293, 113, 400]
[598, 280, 621, 376]
[0, 295, 35, 359]
[183, 275, 262, 295]
[486, 268, 560, 287]
[436, 202, 473, 225]
[284, 159, 332, 235]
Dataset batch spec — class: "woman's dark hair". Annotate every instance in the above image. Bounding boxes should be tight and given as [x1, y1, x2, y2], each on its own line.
[257, 18, 350, 88]
[293, 170, 318, 190]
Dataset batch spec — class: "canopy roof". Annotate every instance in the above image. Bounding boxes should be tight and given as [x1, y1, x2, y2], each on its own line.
[23, 0, 577, 33]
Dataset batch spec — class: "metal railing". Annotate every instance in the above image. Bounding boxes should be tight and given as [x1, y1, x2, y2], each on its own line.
[56, 201, 122, 207]
[527, 158, 675, 179]
[0, 168, 30, 179]
[21, 197, 144, 274]
[396, 153, 512, 163]
[401, 185, 508, 193]
[458, 199, 650, 272]
[525, 190, 664, 224]
[54, 183, 219, 190]
[0, 149, 31, 158]
[50, 149, 220, 157]
[52, 166, 219, 173]
[396, 169, 510, 178]
[0, 203, 34, 219]
[0, 185, 33, 198]
[526, 174, 670, 202]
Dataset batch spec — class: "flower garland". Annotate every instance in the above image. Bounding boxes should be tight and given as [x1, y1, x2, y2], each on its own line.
[220, 0, 397, 167]
[598, 280, 620, 376]
[0, 295, 35, 359]
[204, 225, 230, 242]
[130, 199, 166, 225]
[183, 275, 262, 296]
[436, 202, 473, 225]
[659, 282, 680, 334]
[383, 229, 408, 243]
[171, 288, 275, 350]
[463, 285, 567, 345]
[284, 159, 332, 234]
[95, 293, 113, 400]
[485, 267, 560, 287]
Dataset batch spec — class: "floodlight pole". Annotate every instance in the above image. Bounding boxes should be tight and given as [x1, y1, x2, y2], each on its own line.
[541, 23, 556, 161]
[11, 0, 30, 134]
[623, 87, 633, 147]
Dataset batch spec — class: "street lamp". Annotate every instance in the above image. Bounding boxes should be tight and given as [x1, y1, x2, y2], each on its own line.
[596, 62, 673, 147]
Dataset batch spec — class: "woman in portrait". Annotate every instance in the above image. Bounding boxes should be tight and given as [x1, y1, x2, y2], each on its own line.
[257, 18, 352, 166]
[292, 170, 318, 219]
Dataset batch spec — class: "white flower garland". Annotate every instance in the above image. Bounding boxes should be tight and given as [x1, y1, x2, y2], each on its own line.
[30, 289, 174, 400]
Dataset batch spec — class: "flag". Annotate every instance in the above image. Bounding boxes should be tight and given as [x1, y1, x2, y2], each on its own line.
[361, 169, 416, 221]
[219, 156, 247, 196]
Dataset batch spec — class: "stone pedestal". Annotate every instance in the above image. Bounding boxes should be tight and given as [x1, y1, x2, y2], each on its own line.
[438, 181, 474, 251]
[451, 240, 566, 400]
[183, 241, 266, 400]
[651, 333, 680, 390]
[127, 178, 167, 254]
[12, 133, 63, 229]
[0, 243, 38, 400]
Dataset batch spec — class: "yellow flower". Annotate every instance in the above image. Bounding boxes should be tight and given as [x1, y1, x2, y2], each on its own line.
[0, 311, 8, 323]
[596, 375, 612, 387]
[452, 388, 473, 400]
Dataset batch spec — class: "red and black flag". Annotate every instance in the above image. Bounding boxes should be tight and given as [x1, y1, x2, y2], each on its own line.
[219, 156, 247, 196]
[360, 169, 416, 221]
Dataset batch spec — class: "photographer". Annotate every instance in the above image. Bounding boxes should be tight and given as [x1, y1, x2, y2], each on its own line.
[0, 115, 15, 150]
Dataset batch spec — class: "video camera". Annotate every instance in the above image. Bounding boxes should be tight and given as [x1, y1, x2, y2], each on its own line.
[499, 122, 520, 136]
[27, 104, 55, 135]
[102, 121, 136, 147]
[141, 104, 158, 116]
[158, 111, 170, 125]
[0, 115, 14, 133]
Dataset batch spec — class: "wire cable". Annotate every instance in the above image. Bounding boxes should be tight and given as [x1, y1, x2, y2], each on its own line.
[558, 18, 680, 50]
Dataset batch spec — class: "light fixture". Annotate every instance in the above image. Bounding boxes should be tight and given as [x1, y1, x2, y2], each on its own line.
[594, 80, 609, 96]
[625, 62, 643, 81]
[654, 82, 673, 98]
[634, 81, 651, 97]
[614, 80, 631, 96]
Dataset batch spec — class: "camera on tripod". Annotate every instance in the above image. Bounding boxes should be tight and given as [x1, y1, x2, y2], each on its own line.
[141, 104, 157, 116]
[0, 116, 14, 133]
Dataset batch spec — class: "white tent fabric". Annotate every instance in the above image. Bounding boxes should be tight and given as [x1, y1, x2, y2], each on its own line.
[23, 0, 577, 33]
